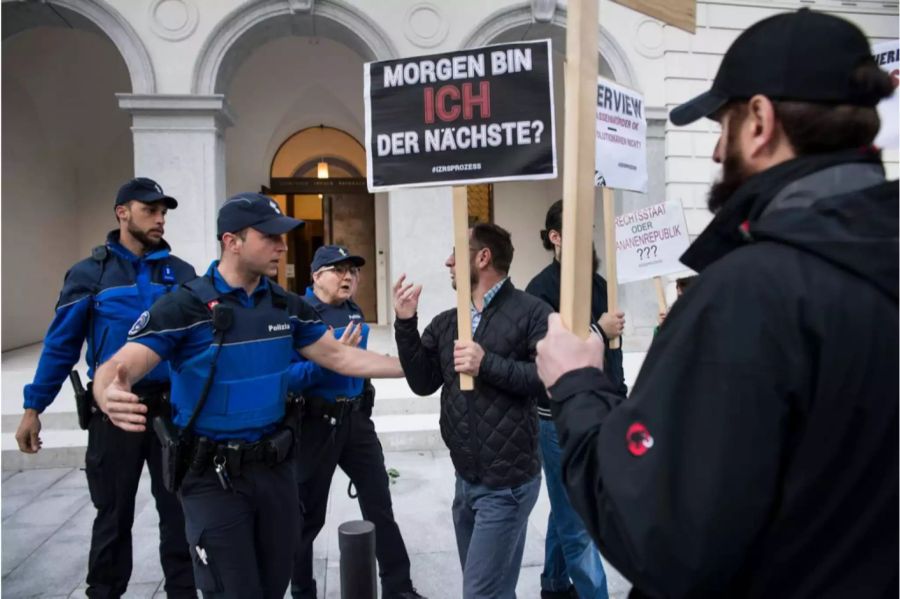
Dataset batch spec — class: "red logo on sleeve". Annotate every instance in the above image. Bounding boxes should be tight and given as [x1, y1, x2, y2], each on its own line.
[626, 422, 654, 457]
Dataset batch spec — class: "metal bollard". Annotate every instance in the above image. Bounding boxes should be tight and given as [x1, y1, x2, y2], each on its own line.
[338, 520, 377, 599]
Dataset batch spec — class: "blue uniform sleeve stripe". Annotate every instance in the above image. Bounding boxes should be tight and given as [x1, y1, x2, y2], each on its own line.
[55, 295, 91, 311]
[24, 297, 90, 412]
[128, 318, 212, 341]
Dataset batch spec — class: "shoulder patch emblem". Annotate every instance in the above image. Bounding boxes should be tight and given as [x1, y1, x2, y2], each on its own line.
[626, 422, 654, 457]
[129, 311, 151, 336]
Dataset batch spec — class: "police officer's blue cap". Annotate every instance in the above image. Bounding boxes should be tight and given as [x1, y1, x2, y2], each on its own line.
[311, 245, 366, 272]
[115, 177, 177, 209]
[217, 192, 304, 238]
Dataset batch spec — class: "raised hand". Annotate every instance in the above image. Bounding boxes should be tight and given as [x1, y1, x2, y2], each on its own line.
[393, 274, 423, 320]
[337, 322, 363, 347]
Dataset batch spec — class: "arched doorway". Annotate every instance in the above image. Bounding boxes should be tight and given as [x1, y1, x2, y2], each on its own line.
[202, 3, 395, 324]
[2, 1, 142, 350]
[265, 126, 378, 321]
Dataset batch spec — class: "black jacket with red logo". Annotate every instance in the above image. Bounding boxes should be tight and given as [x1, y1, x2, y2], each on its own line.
[550, 150, 898, 598]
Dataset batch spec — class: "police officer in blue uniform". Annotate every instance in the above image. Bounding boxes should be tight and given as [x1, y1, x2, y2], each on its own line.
[14, 177, 197, 598]
[91, 193, 405, 598]
[290, 246, 424, 599]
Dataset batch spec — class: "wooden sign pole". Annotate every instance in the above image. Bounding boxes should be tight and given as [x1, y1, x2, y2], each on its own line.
[653, 276, 668, 314]
[602, 187, 621, 349]
[452, 186, 475, 391]
[559, 0, 599, 340]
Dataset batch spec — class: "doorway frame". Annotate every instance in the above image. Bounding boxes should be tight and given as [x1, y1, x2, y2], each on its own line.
[264, 177, 387, 325]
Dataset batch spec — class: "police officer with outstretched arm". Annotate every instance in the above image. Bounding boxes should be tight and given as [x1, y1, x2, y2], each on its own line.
[91, 193, 405, 598]
[289, 245, 424, 599]
[15, 178, 197, 598]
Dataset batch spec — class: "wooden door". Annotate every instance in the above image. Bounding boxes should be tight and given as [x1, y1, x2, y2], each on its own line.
[326, 193, 377, 320]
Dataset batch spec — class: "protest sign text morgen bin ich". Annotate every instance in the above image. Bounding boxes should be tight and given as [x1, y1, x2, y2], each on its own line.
[364, 40, 557, 191]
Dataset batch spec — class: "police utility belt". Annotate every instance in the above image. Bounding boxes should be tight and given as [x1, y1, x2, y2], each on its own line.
[154, 418, 293, 494]
[303, 395, 364, 425]
[151, 302, 294, 493]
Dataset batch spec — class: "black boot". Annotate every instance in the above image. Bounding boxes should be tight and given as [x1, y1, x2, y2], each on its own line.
[541, 585, 578, 598]
[384, 587, 427, 599]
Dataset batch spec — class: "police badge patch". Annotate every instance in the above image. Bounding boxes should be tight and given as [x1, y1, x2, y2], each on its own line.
[129, 311, 150, 336]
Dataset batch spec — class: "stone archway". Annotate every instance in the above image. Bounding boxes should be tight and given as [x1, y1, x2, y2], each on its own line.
[2, 0, 149, 349]
[192, 0, 398, 95]
[2, 0, 155, 93]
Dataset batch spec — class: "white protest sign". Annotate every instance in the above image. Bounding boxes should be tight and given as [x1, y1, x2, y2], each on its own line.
[873, 40, 899, 151]
[615, 200, 690, 284]
[595, 77, 647, 193]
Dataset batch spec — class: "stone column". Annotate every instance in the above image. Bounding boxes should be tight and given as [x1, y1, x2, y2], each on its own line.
[387, 186, 455, 328]
[117, 94, 233, 272]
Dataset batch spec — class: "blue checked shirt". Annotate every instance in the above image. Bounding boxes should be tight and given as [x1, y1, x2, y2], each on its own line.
[471, 278, 508, 333]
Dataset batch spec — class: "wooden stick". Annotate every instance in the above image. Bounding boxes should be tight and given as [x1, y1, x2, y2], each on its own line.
[452, 186, 474, 391]
[559, 0, 599, 341]
[654, 276, 668, 314]
[602, 187, 621, 349]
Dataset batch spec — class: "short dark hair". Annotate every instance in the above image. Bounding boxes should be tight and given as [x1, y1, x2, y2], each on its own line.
[472, 222, 514, 274]
[219, 227, 248, 250]
[774, 63, 894, 155]
[540, 199, 563, 251]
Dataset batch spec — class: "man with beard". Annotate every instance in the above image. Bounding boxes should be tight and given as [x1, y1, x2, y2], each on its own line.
[394, 223, 551, 599]
[16, 177, 197, 598]
[536, 8, 898, 598]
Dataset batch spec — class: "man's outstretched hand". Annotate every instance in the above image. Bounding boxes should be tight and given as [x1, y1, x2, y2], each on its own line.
[536, 314, 605, 390]
[99, 363, 148, 432]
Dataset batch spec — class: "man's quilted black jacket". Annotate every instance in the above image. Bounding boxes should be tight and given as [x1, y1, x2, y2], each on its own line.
[394, 280, 551, 488]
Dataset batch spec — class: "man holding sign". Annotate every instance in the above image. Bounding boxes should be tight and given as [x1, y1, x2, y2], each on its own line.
[538, 9, 897, 596]
[394, 224, 551, 599]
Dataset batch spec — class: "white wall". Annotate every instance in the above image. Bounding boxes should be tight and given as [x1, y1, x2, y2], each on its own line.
[225, 36, 367, 196]
[665, 2, 900, 237]
[2, 27, 132, 350]
[493, 181, 560, 290]
[387, 187, 455, 329]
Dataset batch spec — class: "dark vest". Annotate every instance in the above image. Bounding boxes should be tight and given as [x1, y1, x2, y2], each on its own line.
[169, 276, 293, 438]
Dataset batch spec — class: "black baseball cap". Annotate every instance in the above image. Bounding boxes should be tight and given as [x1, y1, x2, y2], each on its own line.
[311, 245, 366, 272]
[115, 177, 177, 209]
[670, 9, 881, 126]
[217, 192, 304, 238]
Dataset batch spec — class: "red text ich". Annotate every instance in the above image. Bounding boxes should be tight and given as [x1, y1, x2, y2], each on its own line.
[423, 82, 491, 124]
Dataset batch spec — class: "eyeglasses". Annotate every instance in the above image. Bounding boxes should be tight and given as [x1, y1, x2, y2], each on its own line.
[318, 264, 360, 276]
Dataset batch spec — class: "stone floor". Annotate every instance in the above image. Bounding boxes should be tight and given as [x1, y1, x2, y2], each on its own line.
[1, 450, 633, 598]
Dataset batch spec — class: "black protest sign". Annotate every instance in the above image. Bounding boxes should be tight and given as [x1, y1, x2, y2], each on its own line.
[364, 40, 557, 191]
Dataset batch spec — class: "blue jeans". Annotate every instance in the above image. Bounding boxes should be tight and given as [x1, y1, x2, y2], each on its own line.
[540, 419, 609, 599]
[452, 473, 541, 599]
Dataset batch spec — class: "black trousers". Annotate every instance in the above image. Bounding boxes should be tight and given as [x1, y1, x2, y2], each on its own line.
[291, 410, 412, 598]
[84, 415, 195, 598]
[179, 459, 298, 598]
